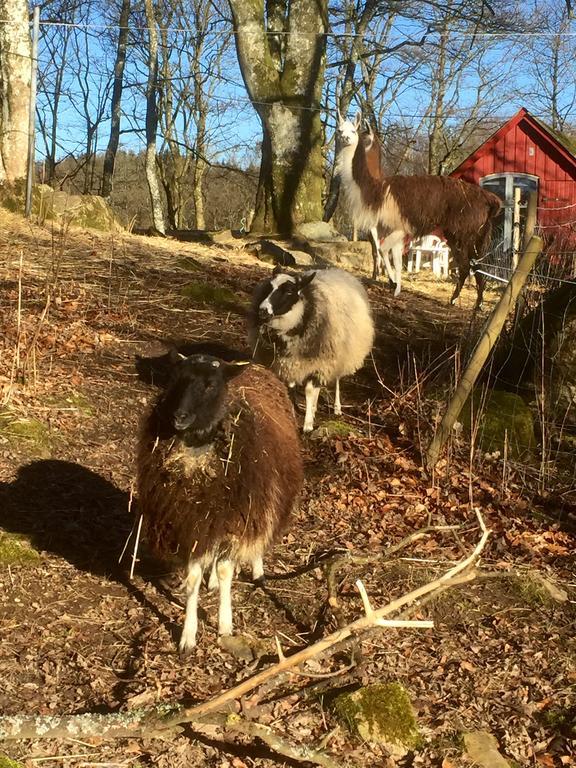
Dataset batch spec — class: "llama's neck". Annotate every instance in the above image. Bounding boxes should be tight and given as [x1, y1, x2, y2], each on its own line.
[337, 139, 383, 230]
[365, 137, 383, 182]
[335, 143, 357, 184]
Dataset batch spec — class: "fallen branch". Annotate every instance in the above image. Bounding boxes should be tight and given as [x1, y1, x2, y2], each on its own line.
[0, 509, 489, 746]
[222, 714, 343, 768]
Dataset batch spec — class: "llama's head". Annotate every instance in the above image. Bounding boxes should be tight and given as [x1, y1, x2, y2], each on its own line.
[162, 353, 249, 435]
[255, 269, 316, 334]
[336, 109, 361, 148]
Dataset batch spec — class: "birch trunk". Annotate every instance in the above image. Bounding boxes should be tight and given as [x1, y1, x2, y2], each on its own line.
[143, 0, 165, 234]
[0, 0, 31, 183]
[229, 0, 327, 234]
[101, 0, 131, 198]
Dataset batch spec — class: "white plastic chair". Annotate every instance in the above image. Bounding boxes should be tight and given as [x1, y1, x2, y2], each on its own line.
[407, 235, 450, 277]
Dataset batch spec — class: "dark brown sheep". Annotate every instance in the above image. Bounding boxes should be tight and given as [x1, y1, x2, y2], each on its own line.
[137, 352, 303, 652]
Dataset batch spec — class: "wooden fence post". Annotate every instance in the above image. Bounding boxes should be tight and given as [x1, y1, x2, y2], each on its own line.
[425, 235, 543, 470]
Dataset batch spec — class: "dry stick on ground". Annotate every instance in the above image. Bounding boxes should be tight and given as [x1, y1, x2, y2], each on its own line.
[0, 510, 489, 746]
[425, 235, 543, 470]
[325, 524, 462, 623]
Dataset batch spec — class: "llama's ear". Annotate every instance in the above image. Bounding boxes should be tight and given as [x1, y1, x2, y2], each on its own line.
[221, 359, 250, 380]
[297, 271, 316, 291]
[354, 111, 362, 129]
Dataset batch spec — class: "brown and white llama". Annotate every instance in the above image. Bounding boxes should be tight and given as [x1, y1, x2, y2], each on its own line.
[361, 122, 402, 290]
[336, 111, 502, 307]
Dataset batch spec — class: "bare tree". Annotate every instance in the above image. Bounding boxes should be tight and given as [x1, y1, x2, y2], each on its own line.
[522, 0, 576, 132]
[0, 0, 31, 183]
[155, 0, 230, 230]
[228, 0, 328, 234]
[67, 1, 113, 193]
[101, 0, 131, 198]
[143, 0, 165, 234]
[416, 1, 520, 175]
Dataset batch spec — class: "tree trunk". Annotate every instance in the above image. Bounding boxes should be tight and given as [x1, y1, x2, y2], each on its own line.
[192, 148, 206, 229]
[427, 28, 448, 176]
[229, 0, 327, 235]
[101, 0, 130, 198]
[0, 0, 31, 183]
[143, 0, 165, 234]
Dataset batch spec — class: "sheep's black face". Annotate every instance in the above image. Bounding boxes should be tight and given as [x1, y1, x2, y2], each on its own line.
[163, 354, 247, 436]
[258, 274, 299, 320]
[257, 271, 316, 329]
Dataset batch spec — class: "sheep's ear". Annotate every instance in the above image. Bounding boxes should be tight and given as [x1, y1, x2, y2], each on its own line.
[353, 111, 362, 129]
[297, 271, 316, 291]
[221, 359, 251, 380]
[169, 348, 187, 366]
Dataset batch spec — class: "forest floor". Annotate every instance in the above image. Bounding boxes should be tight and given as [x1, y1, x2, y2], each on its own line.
[0, 207, 574, 768]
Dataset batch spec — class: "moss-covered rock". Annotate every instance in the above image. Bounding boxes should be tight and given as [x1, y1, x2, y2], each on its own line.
[0, 409, 53, 458]
[1, 183, 120, 231]
[181, 281, 244, 310]
[333, 683, 421, 755]
[0, 533, 42, 566]
[460, 389, 535, 460]
[0, 754, 26, 768]
[310, 419, 359, 439]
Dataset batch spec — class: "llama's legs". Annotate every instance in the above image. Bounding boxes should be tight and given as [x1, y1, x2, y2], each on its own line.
[217, 558, 235, 637]
[252, 555, 265, 584]
[450, 265, 469, 305]
[179, 560, 203, 653]
[303, 379, 320, 432]
[473, 269, 485, 309]
[381, 249, 396, 285]
[369, 228, 382, 280]
[334, 378, 342, 416]
[390, 240, 403, 297]
[380, 230, 404, 294]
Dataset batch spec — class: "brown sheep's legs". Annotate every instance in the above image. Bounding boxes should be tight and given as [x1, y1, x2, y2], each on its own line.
[252, 555, 264, 583]
[179, 561, 202, 653]
[217, 559, 234, 637]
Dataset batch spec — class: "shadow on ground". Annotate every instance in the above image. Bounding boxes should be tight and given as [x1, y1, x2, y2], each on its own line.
[0, 459, 131, 576]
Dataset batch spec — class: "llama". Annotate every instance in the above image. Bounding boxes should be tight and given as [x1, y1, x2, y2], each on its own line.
[137, 351, 303, 652]
[248, 267, 375, 432]
[336, 111, 502, 307]
[362, 122, 402, 290]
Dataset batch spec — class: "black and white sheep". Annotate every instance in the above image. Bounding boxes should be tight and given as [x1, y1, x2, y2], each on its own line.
[137, 351, 304, 652]
[248, 267, 375, 432]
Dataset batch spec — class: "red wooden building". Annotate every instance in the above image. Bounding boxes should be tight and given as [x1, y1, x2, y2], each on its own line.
[451, 107, 576, 262]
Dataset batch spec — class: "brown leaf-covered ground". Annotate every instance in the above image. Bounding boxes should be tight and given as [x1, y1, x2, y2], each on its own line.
[0, 208, 574, 768]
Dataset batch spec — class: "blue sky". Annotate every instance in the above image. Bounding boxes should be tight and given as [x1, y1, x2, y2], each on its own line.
[33, 1, 576, 169]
